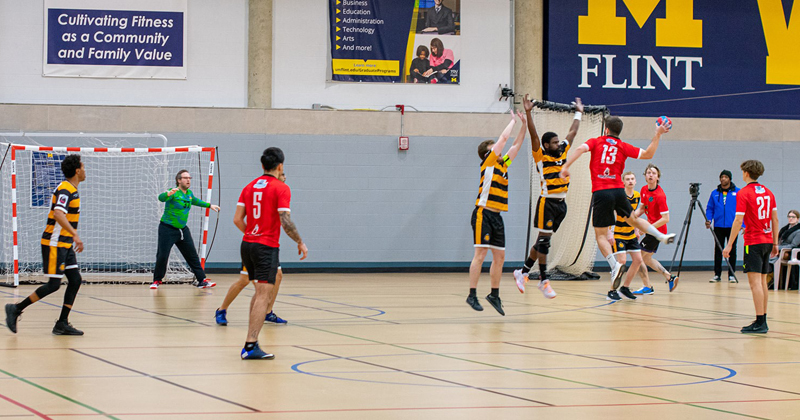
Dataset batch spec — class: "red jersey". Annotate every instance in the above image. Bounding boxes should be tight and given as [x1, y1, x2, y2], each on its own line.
[736, 182, 776, 246]
[237, 175, 291, 247]
[640, 185, 669, 234]
[584, 136, 642, 192]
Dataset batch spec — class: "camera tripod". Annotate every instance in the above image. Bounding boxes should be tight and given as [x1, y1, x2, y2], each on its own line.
[668, 183, 739, 282]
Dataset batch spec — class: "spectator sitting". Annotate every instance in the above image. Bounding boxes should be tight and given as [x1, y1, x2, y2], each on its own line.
[410, 45, 431, 83]
[772, 210, 800, 262]
[424, 38, 455, 83]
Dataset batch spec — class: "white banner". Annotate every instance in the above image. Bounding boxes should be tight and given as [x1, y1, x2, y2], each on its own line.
[43, 0, 187, 79]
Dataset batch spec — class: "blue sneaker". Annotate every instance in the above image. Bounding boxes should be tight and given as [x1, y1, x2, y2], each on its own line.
[265, 311, 287, 324]
[632, 286, 654, 295]
[241, 342, 275, 360]
[668, 275, 679, 292]
[215, 308, 228, 326]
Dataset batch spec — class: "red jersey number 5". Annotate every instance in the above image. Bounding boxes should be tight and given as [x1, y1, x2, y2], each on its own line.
[253, 192, 262, 219]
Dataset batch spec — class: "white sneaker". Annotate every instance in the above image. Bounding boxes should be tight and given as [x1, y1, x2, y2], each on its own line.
[660, 233, 676, 244]
[610, 263, 627, 290]
[728, 275, 738, 283]
[538, 280, 556, 299]
[513, 269, 527, 293]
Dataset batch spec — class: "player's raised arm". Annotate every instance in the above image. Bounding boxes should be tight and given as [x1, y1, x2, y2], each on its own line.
[564, 97, 584, 145]
[505, 111, 527, 162]
[559, 143, 589, 180]
[523, 95, 541, 153]
[639, 123, 670, 160]
[491, 110, 517, 157]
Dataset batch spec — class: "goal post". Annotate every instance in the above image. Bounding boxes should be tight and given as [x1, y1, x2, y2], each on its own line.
[526, 100, 608, 280]
[0, 133, 217, 286]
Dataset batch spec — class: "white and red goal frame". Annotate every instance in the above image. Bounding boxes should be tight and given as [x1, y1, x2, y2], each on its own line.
[4, 141, 216, 286]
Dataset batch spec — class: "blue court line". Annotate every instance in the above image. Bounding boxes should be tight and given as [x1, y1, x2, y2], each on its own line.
[291, 352, 736, 390]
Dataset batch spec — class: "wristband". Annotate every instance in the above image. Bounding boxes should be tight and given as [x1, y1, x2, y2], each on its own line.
[574, 112, 582, 121]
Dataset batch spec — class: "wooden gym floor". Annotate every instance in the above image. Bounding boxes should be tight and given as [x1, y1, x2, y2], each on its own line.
[1, 272, 799, 419]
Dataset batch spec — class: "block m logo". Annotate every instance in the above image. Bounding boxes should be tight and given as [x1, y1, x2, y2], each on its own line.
[579, 0, 702, 48]
[758, 0, 800, 85]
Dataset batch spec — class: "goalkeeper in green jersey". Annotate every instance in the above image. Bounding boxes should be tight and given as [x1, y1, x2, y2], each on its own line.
[150, 169, 220, 289]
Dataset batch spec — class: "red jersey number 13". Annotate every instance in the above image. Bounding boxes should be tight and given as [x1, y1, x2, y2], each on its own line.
[601, 145, 617, 164]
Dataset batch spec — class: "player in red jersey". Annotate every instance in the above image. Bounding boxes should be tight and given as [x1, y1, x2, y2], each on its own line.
[633, 164, 678, 294]
[234, 148, 308, 359]
[723, 160, 778, 334]
[560, 116, 675, 300]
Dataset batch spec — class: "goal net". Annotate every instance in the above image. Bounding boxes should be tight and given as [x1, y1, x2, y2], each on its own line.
[526, 101, 607, 280]
[0, 134, 217, 286]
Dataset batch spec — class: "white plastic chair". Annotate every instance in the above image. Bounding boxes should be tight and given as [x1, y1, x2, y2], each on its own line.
[774, 248, 800, 291]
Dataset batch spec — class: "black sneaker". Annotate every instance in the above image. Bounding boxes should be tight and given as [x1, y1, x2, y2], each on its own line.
[485, 294, 505, 316]
[741, 322, 768, 334]
[619, 286, 637, 300]
[52, 320, 84, 336]
[466, 295, 483, 311]
[5, 303, 20, 334]
[606, 290, 621, 301]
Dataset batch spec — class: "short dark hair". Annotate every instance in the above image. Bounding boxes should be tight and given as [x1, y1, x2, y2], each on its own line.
[430, 38, 444, 58]
[416, 45, 429, 57]
[478, 140, 495, 159]
[261, 147, 285, 171]
[605, 115, 623, 137]
[541, 132, 558, 145]
[175, 169, 189, 186]
[61, 154, 82, 178]
[741, 159, 765, 180]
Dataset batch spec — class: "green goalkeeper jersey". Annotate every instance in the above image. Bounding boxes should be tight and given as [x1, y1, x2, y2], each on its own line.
[158, 189, 210, 229]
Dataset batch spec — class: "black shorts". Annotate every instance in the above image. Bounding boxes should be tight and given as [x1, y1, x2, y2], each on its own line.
[41, 245, 77, 278]
[240, 241, 280, 284]
[592, 188, 633, 228]
[471, 206, 505, 249]
[640, 234, 661, 253]
[533, 197, 567, 233]
[240, 264, 281, 275]
[743, 243, 771, 274]
[614, 237, 641, 254]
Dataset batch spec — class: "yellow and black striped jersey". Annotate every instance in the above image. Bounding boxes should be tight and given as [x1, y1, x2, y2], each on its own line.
[475, 151, 510, 212]
[41, 181, 80, 248]
[533, 140, 570, 198]
[614, 190, 640, 240]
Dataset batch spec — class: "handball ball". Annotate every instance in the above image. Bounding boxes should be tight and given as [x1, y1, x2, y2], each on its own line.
[656, 115, 672, 130]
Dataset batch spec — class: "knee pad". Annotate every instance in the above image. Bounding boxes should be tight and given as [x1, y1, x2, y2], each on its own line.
[65, 269, 82, 286]
[533, 235, 552, 255]
[37, 277, 62, 296]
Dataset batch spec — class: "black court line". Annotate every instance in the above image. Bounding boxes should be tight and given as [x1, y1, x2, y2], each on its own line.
[89, 296, 214, 327]
[281, 301, 400, 325]
[294, 345, 554, 407]
[505, 342, 800, 397]
[69, 349, 260, 413]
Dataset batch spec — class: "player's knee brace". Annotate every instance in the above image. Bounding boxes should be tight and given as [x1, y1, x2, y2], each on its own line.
[533, 236, 551, 255]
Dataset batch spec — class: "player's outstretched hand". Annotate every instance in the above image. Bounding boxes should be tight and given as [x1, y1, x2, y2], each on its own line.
[168, 187, 180, 196]
[559, 168, 570, 180]
[656, 123, 670, 135]
[210, 205, 220, 212]
[516, 110, 526, 123]
[73, 235, 84, 253]
[298, 242, 308, 260]
[574, 97, 584, 113]
[523, 94, 533, 112]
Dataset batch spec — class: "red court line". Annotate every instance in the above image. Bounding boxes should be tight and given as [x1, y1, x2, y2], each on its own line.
[0, 392, 53, 419]
[43, 398, 800, 417]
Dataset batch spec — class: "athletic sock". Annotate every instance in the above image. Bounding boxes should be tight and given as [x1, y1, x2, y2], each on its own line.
[244, 342, 256, 351]
[522, 258, 536, 273]
[16, 298, 33, 311]
[645, 225, 665, 240]
[756, 314, 766, 325]
[469, 288, 477, 297]
[539, 262, 548, 279]
[606, 254, 618, 269]
[490, 288, 499, 297]
[58, 306, 71, 323]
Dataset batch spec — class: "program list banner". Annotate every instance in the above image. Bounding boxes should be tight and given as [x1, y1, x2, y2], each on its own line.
[329, 0, 461, 84]
[44, 0, 187, 79]
[547, 0, 799, 119]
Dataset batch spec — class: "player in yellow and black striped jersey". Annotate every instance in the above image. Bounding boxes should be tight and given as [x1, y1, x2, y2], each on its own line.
[5, 155, 87, 336]
[512, 95, 584, 299]
[469, 111, 527, 316]
[608, 171, 653, 299]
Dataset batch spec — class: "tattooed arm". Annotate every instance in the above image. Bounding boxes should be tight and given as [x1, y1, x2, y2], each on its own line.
[280, 211, 308, 260]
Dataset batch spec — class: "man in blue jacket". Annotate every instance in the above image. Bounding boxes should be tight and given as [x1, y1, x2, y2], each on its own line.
[705, 170, 740, 282]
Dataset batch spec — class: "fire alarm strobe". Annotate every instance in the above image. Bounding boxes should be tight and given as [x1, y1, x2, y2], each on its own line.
[398, 136, 409, 150]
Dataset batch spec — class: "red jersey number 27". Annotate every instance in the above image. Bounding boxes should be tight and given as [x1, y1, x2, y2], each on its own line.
[757, 196, 771, 220]
[601, 145, 618, 164]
